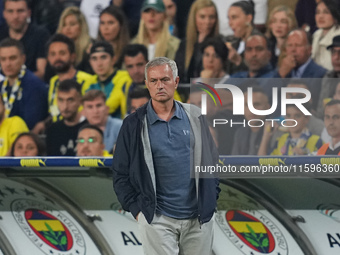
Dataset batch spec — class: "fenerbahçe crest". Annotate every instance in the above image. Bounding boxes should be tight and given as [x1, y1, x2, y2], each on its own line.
[12, 200, 86, 254]
[216, 186, 289, 255]
[216, 209, 288, 255]
[0, 179, 86, 255]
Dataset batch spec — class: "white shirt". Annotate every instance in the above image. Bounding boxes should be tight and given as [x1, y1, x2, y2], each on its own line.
[237, 41, 245, 54]
[80, 0, 110, 38]
[329, 140, 340, 150]
[148, 44, 156, 61]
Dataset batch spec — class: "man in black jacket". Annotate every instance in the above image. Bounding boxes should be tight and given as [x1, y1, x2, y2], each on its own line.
[112, 57, 219, 255]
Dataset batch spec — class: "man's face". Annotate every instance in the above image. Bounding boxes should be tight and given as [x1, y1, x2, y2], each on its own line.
[0, 46, 25, 78]
[76, 128, 104, 156]
[48, 42, 74, 73]
[286, 83, 313, 105]
[57, 89, 81, 121]
[145, 64, 179, 103]
[331, 46, 340, 73]
[3, 1, 30, 32]
[163, 0, 177, 20]
[83, 97, 108, 126]
[130, 97, 149, 113]
[89, 52, 114, 77]
[244, 36, 271, 73]
[324, 104, 340, 139]
[285, 31, 311, 66]
[286, 106, 309, 134]
[124, 53, 147, 84]
[244, 92, 270, 121]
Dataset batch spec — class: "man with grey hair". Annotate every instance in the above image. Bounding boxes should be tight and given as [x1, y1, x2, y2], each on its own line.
[113, 57, 220, 254]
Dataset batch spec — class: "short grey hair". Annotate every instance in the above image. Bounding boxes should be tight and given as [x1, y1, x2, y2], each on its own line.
[145, 57, 178, 81]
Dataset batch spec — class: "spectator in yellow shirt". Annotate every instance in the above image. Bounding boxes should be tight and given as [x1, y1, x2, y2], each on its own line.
[0, 94, 29, 156]
[87, 41, 132, 118]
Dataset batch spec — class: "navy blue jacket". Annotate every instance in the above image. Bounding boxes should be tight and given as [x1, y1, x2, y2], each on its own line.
[272, 59, 327, 109]
[0, 69, 48, 129]
[112, 101, 220, 224]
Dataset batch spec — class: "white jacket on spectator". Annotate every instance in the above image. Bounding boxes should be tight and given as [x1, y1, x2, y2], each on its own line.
[80, 0, 110, 38]
[312, 26, 340, 70]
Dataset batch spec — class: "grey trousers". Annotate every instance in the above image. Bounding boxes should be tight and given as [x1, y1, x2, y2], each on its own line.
[138, 213, 214, 255]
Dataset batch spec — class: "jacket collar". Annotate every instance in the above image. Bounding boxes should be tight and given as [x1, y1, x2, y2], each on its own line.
[136, 100, 202, 121]
[253, 63, 273, 77]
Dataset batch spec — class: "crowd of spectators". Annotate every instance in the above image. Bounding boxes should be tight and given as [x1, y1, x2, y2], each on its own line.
[0, 0, 340, 157]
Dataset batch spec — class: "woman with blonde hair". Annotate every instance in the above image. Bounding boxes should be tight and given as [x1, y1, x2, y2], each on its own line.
[175, 0, 219, 82]
[57, 6, 92, 71]
[266, 5, 297, 67]
[98, 5, 130, 67]
[132, 0, 180, 62]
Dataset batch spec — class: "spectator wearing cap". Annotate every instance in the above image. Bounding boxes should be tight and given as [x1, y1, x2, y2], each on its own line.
[312, 0, 340, 71]
[316, 35, 340, 118]
[87, 41, 132, 119]
[131, 0, 180, 61]
[76, 124, 112, 157]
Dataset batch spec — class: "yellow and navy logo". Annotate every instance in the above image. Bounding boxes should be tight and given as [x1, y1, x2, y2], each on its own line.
[320, 158, 340, 165]
[259, 158, 286, 166]
[25, 209, 73, 251]
[11, 199, 86, 254]
[78, 158, 105, 167]
[216, 209, 288, 255]
[20, 159, 46, 167]
[0, 178, 88, 255]
[216, 185, 288, 255]
[227, 210, 275, 253]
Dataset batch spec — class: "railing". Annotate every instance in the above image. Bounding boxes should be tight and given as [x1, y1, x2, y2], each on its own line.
[0, 155, 338, 168]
